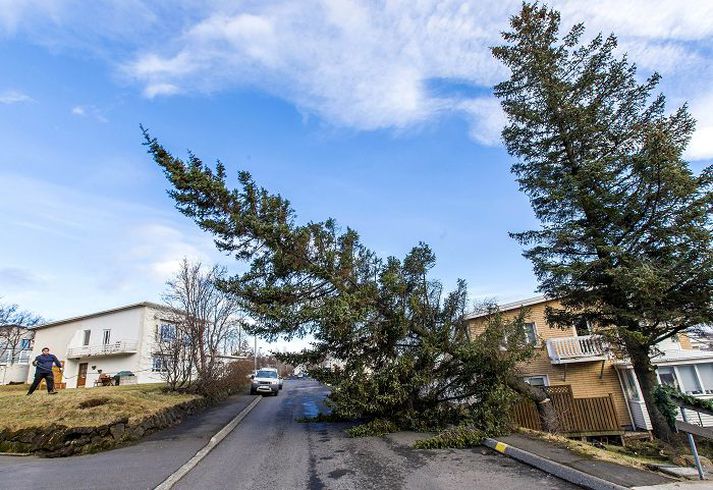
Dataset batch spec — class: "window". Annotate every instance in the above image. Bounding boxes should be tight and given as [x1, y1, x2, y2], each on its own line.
[152, 355, 167, 372]
[523, 323, 537, 345]
[677, 365, 703, 395]
[524, 375, 548, 387]
[20, 339, 31, 350]
[102, 329, 111, 345]
[574, 318, 591, 337]
[256, 370, 278, 379]
[697, 363, 713, 394]
[158, 324, 176, 341]
[657, 366, 678, 388]
[623, 370, 641, 401]
[82, 330, 91, 346]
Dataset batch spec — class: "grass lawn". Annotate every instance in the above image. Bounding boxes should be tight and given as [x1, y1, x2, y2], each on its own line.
[517, 428, 678, 469]
[0, 383, 199, 432]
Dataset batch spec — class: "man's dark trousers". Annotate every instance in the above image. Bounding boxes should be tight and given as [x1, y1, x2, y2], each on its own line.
[27, 372, 54, 394]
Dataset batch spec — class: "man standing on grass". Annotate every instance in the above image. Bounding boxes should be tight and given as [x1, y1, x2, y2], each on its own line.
[27, 347, 62, 395]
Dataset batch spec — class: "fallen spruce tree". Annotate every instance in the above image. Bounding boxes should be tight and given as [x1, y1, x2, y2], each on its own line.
[143, 131, 557, 445]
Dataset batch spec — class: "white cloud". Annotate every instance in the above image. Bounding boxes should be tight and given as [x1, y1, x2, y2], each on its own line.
[0, 173, 221, 318]
[70, 104, 108, 122]
[0, 89, 34, 104]
[2, 1, 713, 149]
[143, 83, 180, 98]
[685, 91, 713, 161]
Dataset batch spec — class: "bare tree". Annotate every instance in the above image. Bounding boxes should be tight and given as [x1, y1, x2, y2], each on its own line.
[159, 259, 245, 392]
[0, 301, 43, 366]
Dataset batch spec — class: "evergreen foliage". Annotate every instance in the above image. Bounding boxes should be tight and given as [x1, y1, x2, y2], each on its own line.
[493, 2, 713, 442]
[412, 425, 486, 449]
[654, 384, 713, 430]
[143, 129, 536, 436]
[346, 418, 399, 438]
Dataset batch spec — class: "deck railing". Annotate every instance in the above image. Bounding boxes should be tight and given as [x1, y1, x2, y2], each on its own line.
[546, 335, 606, 364]
[511, 385, 621, 435]
[67, 340, 139, 359]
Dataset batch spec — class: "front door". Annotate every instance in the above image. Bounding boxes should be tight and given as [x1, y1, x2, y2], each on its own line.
[77, 363, 88, 387]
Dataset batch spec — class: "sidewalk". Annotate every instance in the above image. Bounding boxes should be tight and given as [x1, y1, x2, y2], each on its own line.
[496, 433, 676, 489]
[0, 392, 255, 490]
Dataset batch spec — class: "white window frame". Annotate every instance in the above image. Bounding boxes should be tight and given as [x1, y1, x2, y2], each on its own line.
[158, 323, 176, 342]
[523, 375, 549, 387]
[82, 329, 91, 346]
[622, 369, 641, 401]
[523, 322, 538, 346]
[657, 362, 713, 396]
[151, 355, 167, 372]
[672, 364, 705, 395]
[695, 363, 713, 395]
[102, 329, 111, 345]
[573, 318, 592, 337]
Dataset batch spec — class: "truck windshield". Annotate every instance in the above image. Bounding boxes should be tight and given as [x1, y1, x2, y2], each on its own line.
[256, 370, 278, 378]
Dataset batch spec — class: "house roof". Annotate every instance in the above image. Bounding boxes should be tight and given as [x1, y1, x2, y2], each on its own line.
[464, 295, 550, 320]
[32, 301, 169, 330]
[616, 348, 713, 368]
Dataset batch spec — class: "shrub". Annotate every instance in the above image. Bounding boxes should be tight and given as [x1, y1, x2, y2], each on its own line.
[346, 418, 399, 438]
[413, 425, 486, 449]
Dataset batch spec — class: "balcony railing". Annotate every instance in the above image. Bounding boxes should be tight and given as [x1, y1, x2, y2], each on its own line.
[546, 335, 607, 364]
[67, 340, 139, 359]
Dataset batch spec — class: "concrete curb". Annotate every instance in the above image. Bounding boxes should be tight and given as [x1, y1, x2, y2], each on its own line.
[154, 396, 262, 490]
[483, 438, 628, 490]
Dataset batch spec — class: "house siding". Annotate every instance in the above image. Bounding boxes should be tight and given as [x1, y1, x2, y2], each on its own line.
[28, 305, 165, 388]
[468, 299, 632, 429]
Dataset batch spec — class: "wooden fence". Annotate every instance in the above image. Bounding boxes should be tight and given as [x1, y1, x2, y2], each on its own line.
[511, 385, 622, 436]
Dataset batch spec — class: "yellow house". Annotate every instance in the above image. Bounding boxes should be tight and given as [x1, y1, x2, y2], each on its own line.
[466, 295, 713, 433]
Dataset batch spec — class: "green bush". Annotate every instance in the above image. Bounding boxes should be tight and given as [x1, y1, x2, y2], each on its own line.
[346, 418, 399, 438]
[413, 425, 486, 449]
[653, 384, 713, 430]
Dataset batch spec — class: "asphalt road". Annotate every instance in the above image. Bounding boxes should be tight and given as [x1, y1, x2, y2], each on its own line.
[174, 379, 579, 489]
[0, 380, 580, 489]
[0, 393, 255, 490]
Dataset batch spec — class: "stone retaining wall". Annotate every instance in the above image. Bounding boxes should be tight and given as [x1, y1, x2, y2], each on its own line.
[0, 393, 227, 457]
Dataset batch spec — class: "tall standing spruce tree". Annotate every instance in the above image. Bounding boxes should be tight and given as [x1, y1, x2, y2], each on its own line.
[143, 129, 546, 437]
[493, 3, 713, 442]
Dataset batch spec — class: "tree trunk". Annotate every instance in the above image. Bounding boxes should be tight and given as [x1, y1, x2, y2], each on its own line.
[627, 341, 678, 444]
[508, 377, 560, 433]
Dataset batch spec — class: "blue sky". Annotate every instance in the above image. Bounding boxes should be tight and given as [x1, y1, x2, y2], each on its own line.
[1, 1, 712, 347]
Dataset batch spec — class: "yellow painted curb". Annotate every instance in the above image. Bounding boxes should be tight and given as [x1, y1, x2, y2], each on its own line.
[494, 441, 508, 453]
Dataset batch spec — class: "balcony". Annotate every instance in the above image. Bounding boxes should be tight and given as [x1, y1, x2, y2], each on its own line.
[67, 340, 139, 359]
[546, 335, 607, 364]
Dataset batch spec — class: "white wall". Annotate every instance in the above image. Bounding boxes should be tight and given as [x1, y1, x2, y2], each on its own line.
[0, 364, 29, 384]
[135, 306, 168, 385]
[28, 307, 146, 388]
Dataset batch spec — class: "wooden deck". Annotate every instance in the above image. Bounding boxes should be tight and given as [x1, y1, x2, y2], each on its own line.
[512, 385, 622, 436]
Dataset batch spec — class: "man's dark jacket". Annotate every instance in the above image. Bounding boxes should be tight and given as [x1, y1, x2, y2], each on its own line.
[34, 353, 62, 374]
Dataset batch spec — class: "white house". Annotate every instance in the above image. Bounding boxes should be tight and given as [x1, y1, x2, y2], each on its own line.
[27, 302, 176, 388]
[617, 335, 713, 430]
[0, 325, 34, 385]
